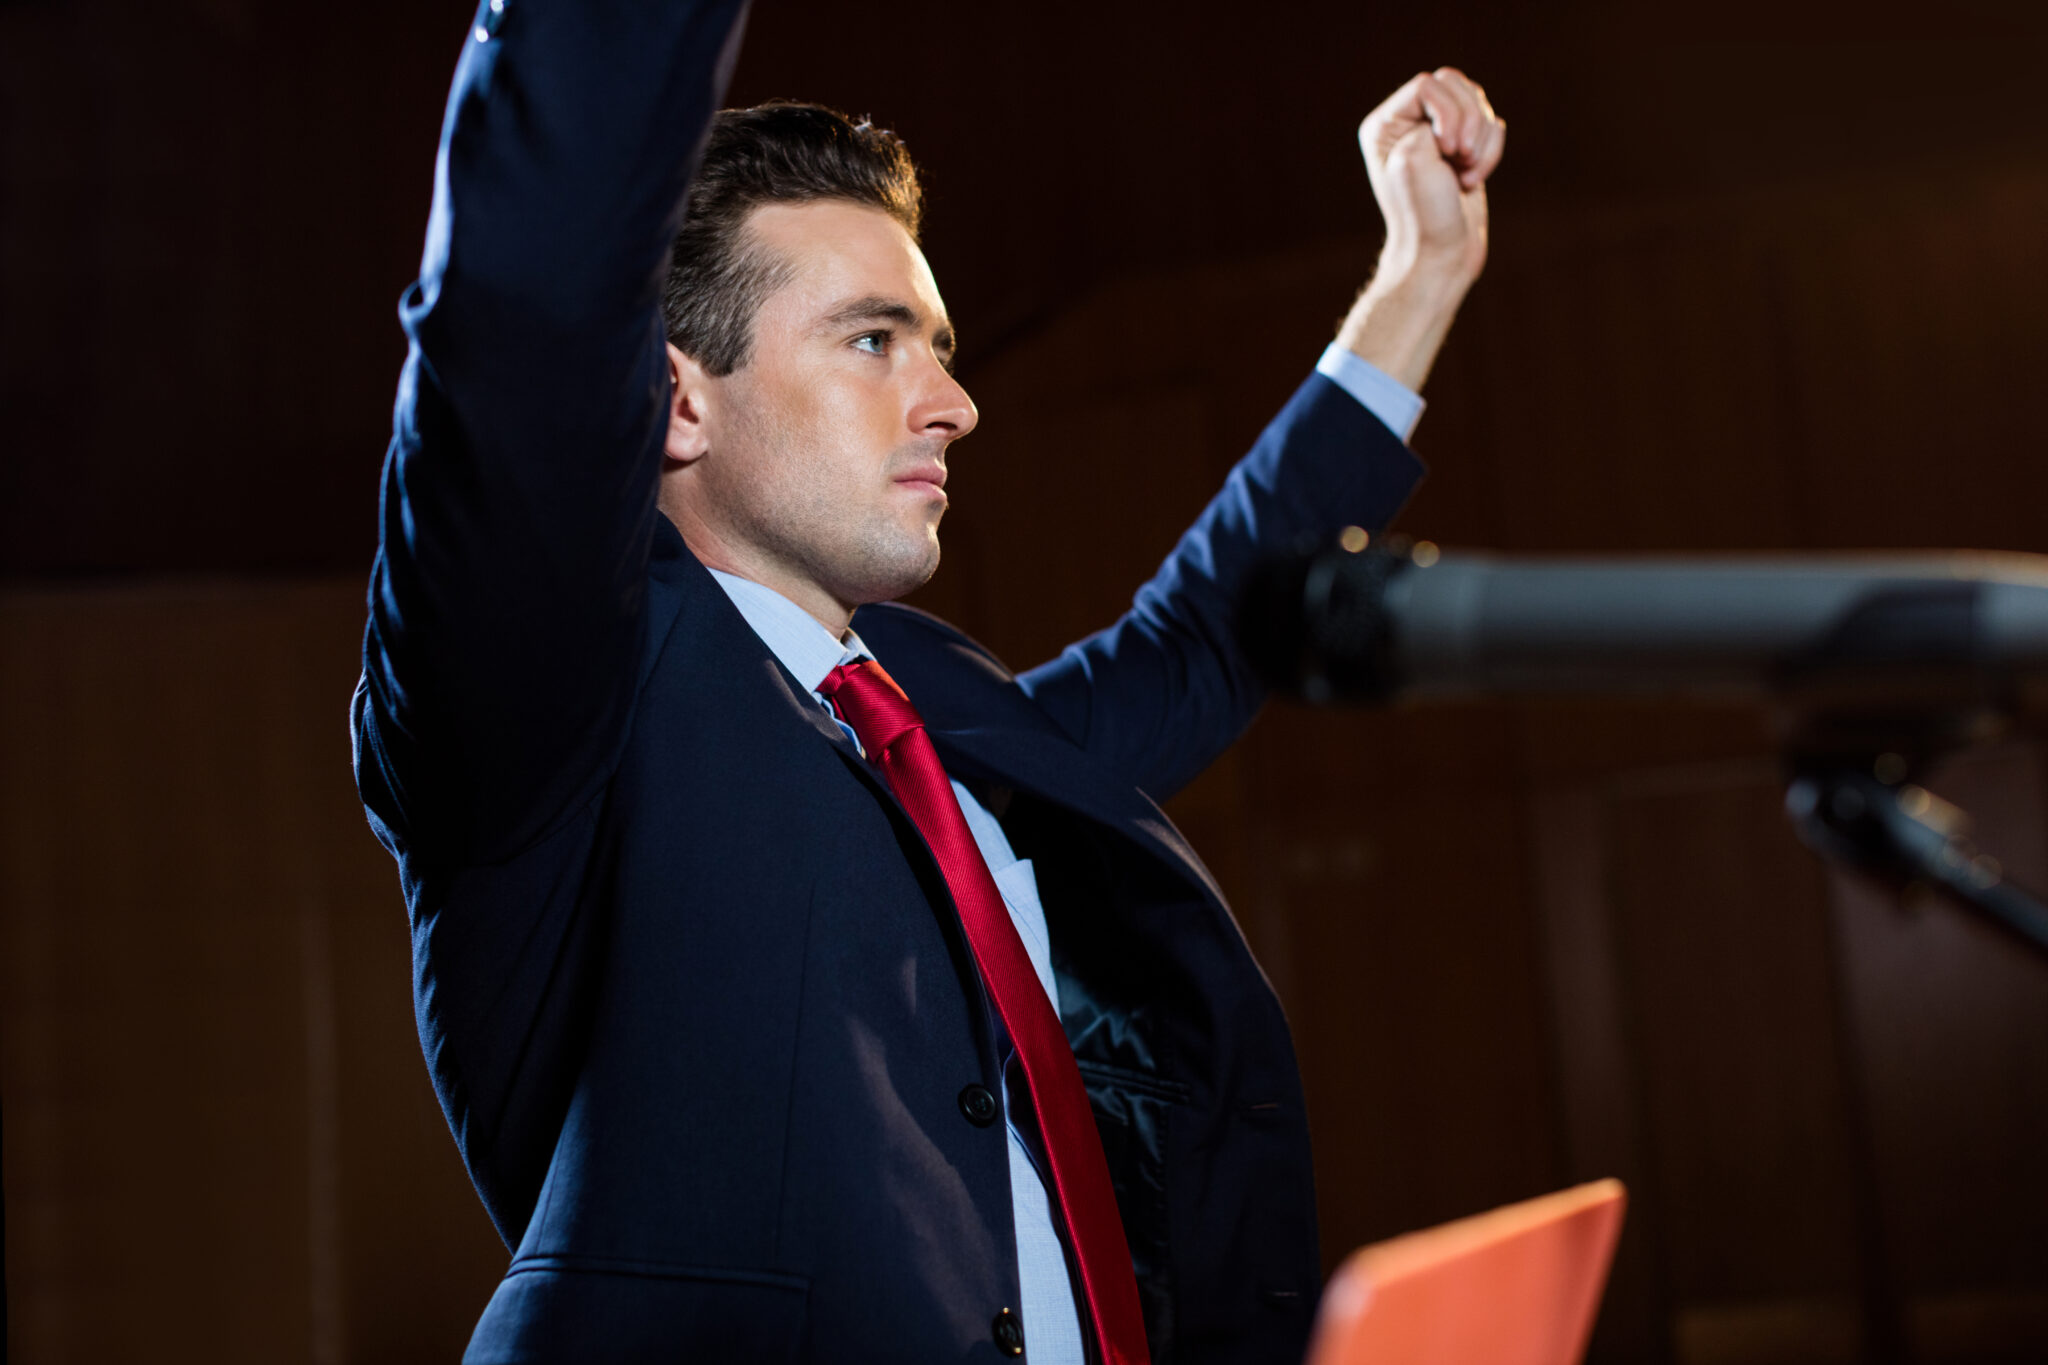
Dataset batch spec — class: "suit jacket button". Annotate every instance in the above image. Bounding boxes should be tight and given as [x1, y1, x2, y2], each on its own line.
[958, 1082, 999, 1127]
[992, 1307, 1025, 1356]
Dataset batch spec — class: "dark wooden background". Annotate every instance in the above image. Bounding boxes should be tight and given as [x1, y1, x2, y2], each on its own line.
[5, 2, 2047, 1361]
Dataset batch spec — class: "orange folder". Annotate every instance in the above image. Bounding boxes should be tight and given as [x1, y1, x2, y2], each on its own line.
[1305, 1178, 1627, 1365]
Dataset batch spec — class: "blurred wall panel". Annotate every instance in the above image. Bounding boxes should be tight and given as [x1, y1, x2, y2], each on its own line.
[1829, 744, 2048, 1364]
[0, 583, 504, 1362]
[1603, 768, 1874, 1365]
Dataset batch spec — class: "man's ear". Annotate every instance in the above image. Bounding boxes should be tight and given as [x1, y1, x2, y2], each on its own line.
[664, 341, 712, 465]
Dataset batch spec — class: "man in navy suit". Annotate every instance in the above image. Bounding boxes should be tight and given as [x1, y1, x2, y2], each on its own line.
[353, 2, 1502, 1361]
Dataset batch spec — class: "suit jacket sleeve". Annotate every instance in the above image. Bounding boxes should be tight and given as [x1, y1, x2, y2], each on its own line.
[353, 0, 750, 867]
[1015, 372, 1424, 801]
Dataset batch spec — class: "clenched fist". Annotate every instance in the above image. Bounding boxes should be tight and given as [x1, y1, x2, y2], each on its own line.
[1360, 66, 1504, 290]
[1335, 67, 1505, 393]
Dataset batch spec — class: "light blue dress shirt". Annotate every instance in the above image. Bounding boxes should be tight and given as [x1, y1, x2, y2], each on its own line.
[1317, 341, 1424, 441]
[705, 350, 1417, 1363]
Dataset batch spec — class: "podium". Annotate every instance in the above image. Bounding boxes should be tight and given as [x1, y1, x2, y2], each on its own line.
[1305, 1179, 1627, 1365]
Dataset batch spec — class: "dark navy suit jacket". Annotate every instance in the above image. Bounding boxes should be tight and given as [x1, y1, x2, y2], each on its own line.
[352, 2, 1423, 1360]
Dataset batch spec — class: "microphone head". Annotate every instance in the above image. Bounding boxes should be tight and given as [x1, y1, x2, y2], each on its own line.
[1239, 531, 1419, 703]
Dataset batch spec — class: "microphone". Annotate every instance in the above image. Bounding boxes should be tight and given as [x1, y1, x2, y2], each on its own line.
[1240, 534, 2048, 712]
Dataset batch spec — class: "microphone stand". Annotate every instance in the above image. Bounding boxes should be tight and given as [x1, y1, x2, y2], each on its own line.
[1783, 743, 2048, 964]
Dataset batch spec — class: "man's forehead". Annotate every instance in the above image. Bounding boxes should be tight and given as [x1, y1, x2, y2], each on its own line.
[743, 201, 952, 333]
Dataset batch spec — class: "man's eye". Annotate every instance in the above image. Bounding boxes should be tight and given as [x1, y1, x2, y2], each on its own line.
[853, 333, 888, 355]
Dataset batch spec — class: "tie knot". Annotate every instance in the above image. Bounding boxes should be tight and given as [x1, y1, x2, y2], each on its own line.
[819, 659, 924, 754]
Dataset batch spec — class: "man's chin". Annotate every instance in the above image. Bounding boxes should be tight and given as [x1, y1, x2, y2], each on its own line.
[883, 556, 942, 605]
[851, 539, 941, 607]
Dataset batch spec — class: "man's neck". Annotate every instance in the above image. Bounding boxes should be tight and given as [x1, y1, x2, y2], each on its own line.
[663, 506, 855, 638]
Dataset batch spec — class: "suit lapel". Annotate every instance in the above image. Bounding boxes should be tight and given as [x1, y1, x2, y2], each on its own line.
[925, 722, 1228, 915]
[644, 518, 903, 811]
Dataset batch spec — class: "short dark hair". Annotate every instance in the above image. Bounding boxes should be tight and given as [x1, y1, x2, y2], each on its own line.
[662, 102, 924, 376]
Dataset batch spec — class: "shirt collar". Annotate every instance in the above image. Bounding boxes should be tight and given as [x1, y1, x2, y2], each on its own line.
[707, 568, 872, 694]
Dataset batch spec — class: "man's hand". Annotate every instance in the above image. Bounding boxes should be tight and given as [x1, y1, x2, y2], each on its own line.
[1362, 67, 1503, 284]
[1337, 68, 1506, 394]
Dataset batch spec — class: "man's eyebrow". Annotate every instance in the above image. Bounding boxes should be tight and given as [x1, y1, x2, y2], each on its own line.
[819, 294, 959, 367]
[820, 295, 921, 329]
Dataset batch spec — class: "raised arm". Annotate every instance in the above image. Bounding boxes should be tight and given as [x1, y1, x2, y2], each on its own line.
[355, 0, 751, 865]
[1017, 69, 1505, 799]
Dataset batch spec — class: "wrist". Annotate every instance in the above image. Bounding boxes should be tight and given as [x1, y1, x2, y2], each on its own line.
[1334, 252, 1472, 394]
[1370, 236, 1480, 306]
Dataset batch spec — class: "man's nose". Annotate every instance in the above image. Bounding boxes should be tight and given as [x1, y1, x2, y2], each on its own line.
[912, 363, 978, 441]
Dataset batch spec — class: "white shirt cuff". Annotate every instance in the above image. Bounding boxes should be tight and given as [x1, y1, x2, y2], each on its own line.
[1315, 342, 1425, 443]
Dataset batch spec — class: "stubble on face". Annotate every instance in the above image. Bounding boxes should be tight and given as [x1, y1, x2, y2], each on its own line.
[709, 358, 947, 611]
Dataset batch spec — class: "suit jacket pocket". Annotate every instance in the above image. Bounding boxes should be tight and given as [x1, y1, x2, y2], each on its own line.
[465, 1257, 810, 1364]
[1078, 1059, 1189, 1361]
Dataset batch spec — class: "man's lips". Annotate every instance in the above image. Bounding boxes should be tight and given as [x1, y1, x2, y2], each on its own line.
[893, 464, 948, 497]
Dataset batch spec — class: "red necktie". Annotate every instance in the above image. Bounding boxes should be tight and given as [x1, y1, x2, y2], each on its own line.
[820, 659, 1151, 1365]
